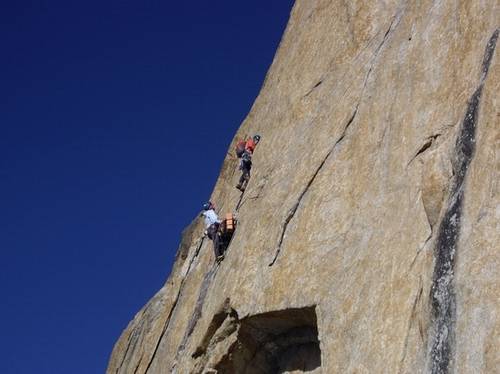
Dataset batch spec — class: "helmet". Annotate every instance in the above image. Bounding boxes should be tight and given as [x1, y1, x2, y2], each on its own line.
[253, 134, 261, 142]
[203, 202, 212, 211]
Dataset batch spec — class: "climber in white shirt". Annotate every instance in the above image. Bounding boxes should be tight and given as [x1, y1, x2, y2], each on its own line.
[201, 201, 221, 240]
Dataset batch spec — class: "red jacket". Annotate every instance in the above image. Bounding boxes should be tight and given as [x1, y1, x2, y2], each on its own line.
[245, 138, 256, 154]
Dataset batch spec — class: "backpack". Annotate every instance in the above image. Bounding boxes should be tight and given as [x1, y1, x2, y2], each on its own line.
[235, 140, 246, 158]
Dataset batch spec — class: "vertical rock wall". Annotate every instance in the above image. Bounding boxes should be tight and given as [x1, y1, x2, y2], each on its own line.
[108, 1, 499, 373]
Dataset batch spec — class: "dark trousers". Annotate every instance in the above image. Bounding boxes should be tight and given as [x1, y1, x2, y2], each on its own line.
[207, 223, 223, 258]
[238, 160, 251, 188]
[239, 169, 250, 185]
[206, 223, 219, 240]
[213, 234, 223, 258]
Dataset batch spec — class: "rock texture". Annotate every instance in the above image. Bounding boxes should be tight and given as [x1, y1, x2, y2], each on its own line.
[107, 1, 499, 373]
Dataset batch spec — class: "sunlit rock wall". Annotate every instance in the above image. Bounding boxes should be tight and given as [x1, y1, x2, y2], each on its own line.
[108, 1, 499, 373]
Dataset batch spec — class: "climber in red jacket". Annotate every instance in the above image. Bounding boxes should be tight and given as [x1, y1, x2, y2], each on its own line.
[245, 134, 260, 154]
[236, 135, 260, 192]
[235, 134, 261, 158]
[236, 151, 252, 192]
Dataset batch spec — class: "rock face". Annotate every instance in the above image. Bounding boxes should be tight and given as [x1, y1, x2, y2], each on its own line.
[107, 1, 499, 373]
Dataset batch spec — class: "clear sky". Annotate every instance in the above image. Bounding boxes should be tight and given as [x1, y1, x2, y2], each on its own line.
[0, 1, 293, 373]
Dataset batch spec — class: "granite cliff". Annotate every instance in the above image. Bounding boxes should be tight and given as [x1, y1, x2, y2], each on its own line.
[108, 1, 499, 373]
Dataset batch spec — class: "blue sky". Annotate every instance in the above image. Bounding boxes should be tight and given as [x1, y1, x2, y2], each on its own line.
[0, 1, 293, 373]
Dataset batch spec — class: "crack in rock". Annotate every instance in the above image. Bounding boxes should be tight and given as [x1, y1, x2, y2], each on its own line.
[399, 282, 424, 373]
[116, 326, 141, 374]
[407, 134, 441, 167]
[267, 7, 408, 268]
[235, 190, 245, 211]
[361, 5, 407, 95]
[175, 264, 221, 359]
[236, 194, 261, 211]
[267, 7, 407, 259]
[304, 80, 324, 97]
[132, 354, 144, 374]
[428, 28, 498, 374]
[144, 238, 205, 373]
[269, 108, 358, 266]
[408, 230, 432, 273]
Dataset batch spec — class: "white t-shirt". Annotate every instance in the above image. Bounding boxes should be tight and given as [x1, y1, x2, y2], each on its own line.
[202, 209, 221, 227]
